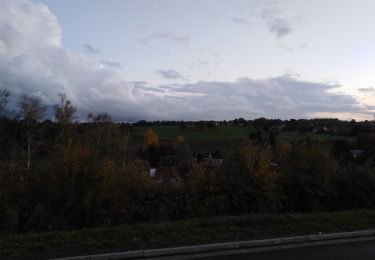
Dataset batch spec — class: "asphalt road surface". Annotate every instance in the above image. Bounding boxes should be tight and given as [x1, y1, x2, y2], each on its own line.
[201, 240, 375, 260]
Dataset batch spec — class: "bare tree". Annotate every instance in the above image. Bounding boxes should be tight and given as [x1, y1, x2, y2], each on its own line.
[87, 112, 113, 145]
[53, 93, 77, 138]
[0, 89, 10, 117]
[122, 127, 131, 170]
[19, 94, 47, 171]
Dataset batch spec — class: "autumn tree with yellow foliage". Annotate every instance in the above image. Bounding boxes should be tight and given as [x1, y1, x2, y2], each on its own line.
[175, 135, 185, 145]
[143, 128, 159, 152]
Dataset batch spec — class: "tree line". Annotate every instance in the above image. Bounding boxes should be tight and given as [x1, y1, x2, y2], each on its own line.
[0, 89, 374, 233]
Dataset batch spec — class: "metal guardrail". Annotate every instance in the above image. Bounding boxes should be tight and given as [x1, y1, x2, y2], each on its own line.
[53, 230, 375, 260]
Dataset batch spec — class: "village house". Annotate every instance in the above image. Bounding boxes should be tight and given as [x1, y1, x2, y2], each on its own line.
[350, 149, 364, 159]
[194, 150, 224, 167]
[155, 167, 181, 185]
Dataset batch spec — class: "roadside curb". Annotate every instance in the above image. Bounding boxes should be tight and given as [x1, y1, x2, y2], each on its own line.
[53, 230, 375, 260]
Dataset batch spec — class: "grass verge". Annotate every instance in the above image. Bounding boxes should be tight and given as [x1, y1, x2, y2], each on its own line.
[2, 209, 375, 259]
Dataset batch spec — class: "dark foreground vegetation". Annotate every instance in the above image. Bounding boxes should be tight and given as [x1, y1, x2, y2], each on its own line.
[1, 209, 375, 259]
[1, 89, 375, 256]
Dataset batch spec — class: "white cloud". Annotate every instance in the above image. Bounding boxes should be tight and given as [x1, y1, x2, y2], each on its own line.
[0, 0, 61, 54]
[0, 0, 135, 119]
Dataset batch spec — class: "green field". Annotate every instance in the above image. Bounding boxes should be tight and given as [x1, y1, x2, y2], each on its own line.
[127, 125, 350, 155]
[132, 125, 250, 140]
[127, 125, 250, 155]
[132, 125, 349, 142]
[2, 209, 375, 259]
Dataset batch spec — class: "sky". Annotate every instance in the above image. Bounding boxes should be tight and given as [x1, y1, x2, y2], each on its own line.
[0, 0, 375, 121]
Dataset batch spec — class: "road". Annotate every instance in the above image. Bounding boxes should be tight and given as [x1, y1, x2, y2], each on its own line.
[201, 240, 375, 260]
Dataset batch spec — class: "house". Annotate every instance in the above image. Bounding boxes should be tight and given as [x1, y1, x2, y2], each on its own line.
[193, 152, 210, 163]
[312, 126, 328, 134]
[350, 149, 364, 158]
[209, 150, 224, 166]
[155, 166, 181, 185]
[193, 151, 224, 167]
[269, 162, 279, 167]
[149, 168, 156, 177]
[158, 155, 178, 167]
[270, 125, 285, 135]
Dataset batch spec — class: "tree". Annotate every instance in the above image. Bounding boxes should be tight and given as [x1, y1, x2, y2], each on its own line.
[53, 93, 77, 138]
[143, 128, 159, 152]
[87, 112, 112, 123]
[0, 89, 11, 158]
[146, 144, 160, 167]
[268, 130, 276, 147]
[122, 126, 131, 171]
[174, 140, 192, 177]
[0, 89, 10, 117]
[178, 121, 186, 130]
[175, 135, 184, 145]
[19, 94, 47, 171]
[332, 138, 351, 162]
[87, 112, 113, 145]
[54, 94, 76, 123]
[279, 145, 338, 211]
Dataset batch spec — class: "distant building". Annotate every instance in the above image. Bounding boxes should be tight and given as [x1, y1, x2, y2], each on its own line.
[350, 149, 364, 158]
[193, 150, 224, 167]
[149, 168, 156, 177]
[209, 150, 224, 166]
[269, 162, 279, 167]
[155, 167, 181, 185]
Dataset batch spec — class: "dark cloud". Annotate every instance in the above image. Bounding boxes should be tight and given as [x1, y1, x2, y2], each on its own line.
[100, 59, 123, 69]
[82, 43, 101, 54]
[125, 76, 370, 121]
[155, 69, 184, 79]
[261, 3, 294, 39]
[266, 18, 293, 38]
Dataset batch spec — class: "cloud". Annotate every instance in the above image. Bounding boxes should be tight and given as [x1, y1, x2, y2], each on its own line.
[155, 69, 184, 79]
[0, 0, 61, 54]
[129, 76, 371, 120]
[266, 18, 293, 39]
[100, 59, 123, 69]
[232, 17, 250, 26]
[261, 3, 294, 39]
[0, 0, 134, 120]
[82, 43, 100, 54]
[358, 87, 375, 94]
[0, 0, 372, 121]
[137, 32, 189, 46]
